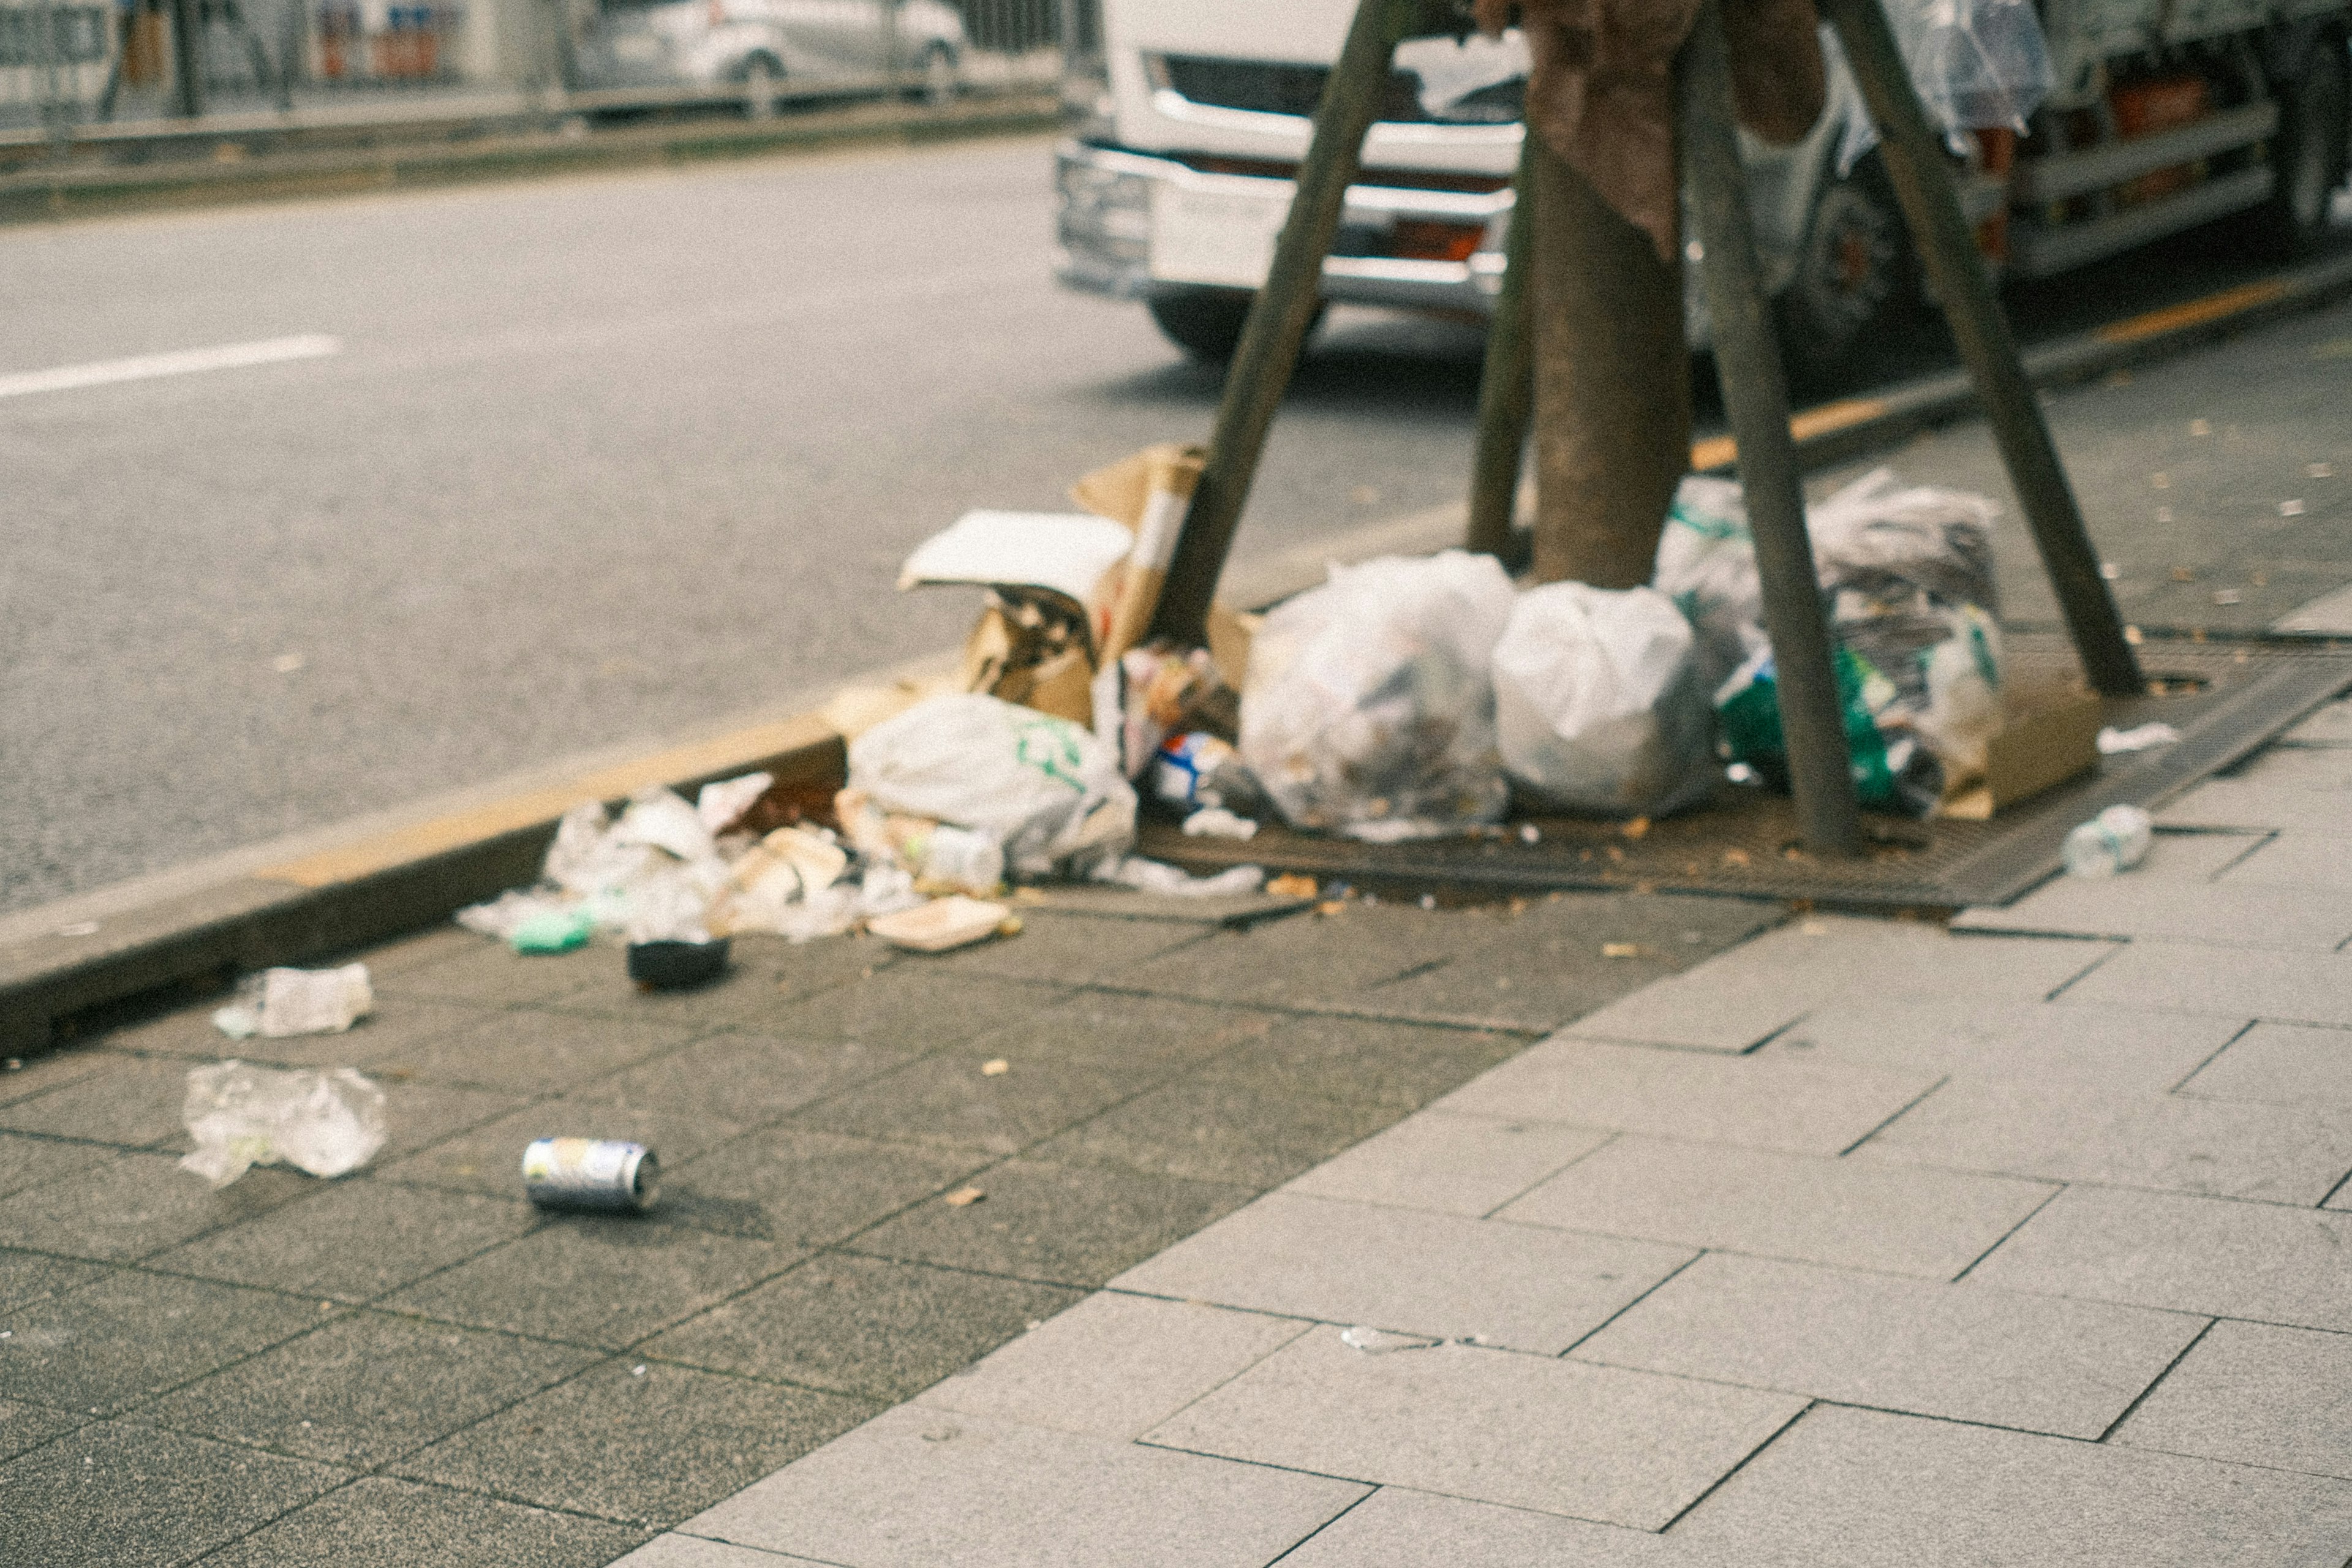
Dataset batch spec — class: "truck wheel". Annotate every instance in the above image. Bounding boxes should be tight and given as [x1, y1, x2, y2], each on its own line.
[1147, 288, 1256, 362]
[1774, 159, 1907, 386]
[2250, 38, 2350, 258]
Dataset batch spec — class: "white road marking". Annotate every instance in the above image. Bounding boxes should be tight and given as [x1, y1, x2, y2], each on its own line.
[0, 334, 342, 401]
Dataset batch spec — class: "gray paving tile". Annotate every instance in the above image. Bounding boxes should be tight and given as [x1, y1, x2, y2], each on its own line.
[0, 1055, 191, 1147]
[1559, 971, 1812, 1054]
[679, 1403, 1367, 1568]
[372, 1007, 701, 1095]
[1111, 1191, 1692, 1354]
[0, 1248, 107, 1311]
[1575, 1252, 2204, 1439]
[538, 943, 886, 1034]
[375, 1097, 746, 1200]
[791, 1051, 1139, 1158]
[221, 999, 508, 1071]
[2158, 777, 2352, 831]
[1954, 878, 2352, 949]
[0, 1269, 323, 1414]
[2284, 700, 2352, 746]
[1969, 1185, 2352, 1330]
[1437, 1038, 1941, 1155]
[613, 1537, 820, 1567]
[916, 1293, 1309, 1441]
[2225, 747, 2352, 788]
[2113, 1319, 2352, 1477]
[2100, 830, 2274, 880]
[0, 1150, 311, 1262]
[0, 1419, 347, 1568]
[929, 910, 1205, 986]
[0, 1396, 85, 1462]
[1028, 1077, 1400, 1187]
[353, 923, 482, 979]
[1110, 903, 1469, 1011]
[367, 1077, 530, 1161]
[1145, 1327, 1803, 1529]
[383, 1218, 804, 1348]
[393, 1357, 875, 1528]
[1496, 1136, 2056, 1278]
[132, 1310, 597, 1467]
[644, 1253, 1079, 1402]
[1665, 1404, 2352, 1566]
[663, 1128, 985, 1248]
[1197, 1014, 1531, 1112]
[1856, 1079, 2352, 1203]
[765, 969, 1069, 1054]
[201, 1475, 654, 1568]
[2180, 1021, 2352, 1104]
[375, 940, 605, 1005]
[1009, 884, 1313, 927]
[0, 1130, 105, 1199]
[570, 1031, 919, 1126]
[1273, 1488, 1669, 1567]
[0, 1045, 123, 1107]
[153, 1178, 540, 1303]
[2218, 832, 2352, 892]
[1283, 1109, 1614, 1217]
[1760, 997, 2243, 1091]
[2057, 941, 2352, 1027]
[848, 1158, 1254, 1288]
[965, 992, 1282, 1075]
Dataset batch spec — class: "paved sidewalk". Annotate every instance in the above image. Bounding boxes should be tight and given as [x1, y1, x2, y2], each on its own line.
[614, 695, 2352, 1567]
[0, 872, 1770, 1564]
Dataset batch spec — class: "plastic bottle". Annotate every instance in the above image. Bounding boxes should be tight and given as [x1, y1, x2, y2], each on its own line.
[2062, 805, 2154, 878]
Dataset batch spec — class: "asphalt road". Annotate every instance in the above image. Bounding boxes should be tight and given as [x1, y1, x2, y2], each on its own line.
[1, 134, 2345, 914]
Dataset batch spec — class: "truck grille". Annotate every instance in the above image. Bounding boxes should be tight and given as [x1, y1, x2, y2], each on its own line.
[1156, 53, 1525, 126]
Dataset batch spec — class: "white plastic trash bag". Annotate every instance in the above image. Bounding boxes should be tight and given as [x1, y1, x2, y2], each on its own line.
[1240, 550, 1515, 840]
[1651, 475, 1764, 695]
[211, 965, 374, 1040]
[179, 1062, 388, 1187]
[1493, 583, 1718, 818]
[847, 693, 1137, 878]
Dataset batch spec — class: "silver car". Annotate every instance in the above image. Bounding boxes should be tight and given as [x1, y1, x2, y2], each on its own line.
[574, 0, 968, 105]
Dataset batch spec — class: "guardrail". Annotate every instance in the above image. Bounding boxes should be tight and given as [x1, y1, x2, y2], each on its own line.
[1, 0, 1059, 152]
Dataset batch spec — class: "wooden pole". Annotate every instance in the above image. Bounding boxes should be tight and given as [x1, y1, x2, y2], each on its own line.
[1148, 0, 1418, 646]
[1817, 0, 2142, 696]
[1682, 0, 1863, 855]
[1463, 129, 1537, 563]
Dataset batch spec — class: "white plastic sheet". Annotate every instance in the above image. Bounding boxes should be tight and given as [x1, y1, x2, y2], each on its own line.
[211, 965, 374, 1040]
[179, 1062, 387, 1187]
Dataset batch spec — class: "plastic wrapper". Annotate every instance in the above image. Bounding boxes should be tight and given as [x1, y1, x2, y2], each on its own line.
[1652, 476, 1766, 695]
[1839, 0, 2056, 168]
[179, 1062, 387, 1187]
[1239, 551, 1516, 840]
[211, 965, 374, 1039]
[1491, 583, 1718, 818]
[1090, 857, 1267, 899]
[847, 693, 1137, 879]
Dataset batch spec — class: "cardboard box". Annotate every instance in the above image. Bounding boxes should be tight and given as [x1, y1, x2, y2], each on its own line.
[1939, 677, 2103, 820]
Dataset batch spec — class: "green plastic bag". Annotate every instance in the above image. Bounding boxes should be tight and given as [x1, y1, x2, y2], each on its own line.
[1714, 644, 1900, 809]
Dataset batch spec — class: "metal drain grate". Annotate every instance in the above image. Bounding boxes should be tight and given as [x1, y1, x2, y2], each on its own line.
[1141, 634, 2352, 910]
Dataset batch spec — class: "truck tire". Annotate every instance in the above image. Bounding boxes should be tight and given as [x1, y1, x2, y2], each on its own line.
[1774, 157, 1908, 387]
[1147, 287, 1275, 362]
[2250, 37, 2350, 258]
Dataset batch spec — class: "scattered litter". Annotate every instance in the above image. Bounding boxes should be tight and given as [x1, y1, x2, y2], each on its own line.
[211, 965, 373, 1040]
[2099, 561, 2124, 581]
[1491, 583, 1716, 820]
[1602, 943, 1648, 959]
[1622, 816, 1651, 840]
[632, 1365, 648, 1377]
[1182, 807, 1259, 840]
[627, 937, 731, 990]
[695, 771, 773, 835]
[273, 652, 306, 674]
[1339, 1325, 1441, 1354]
[53, 921, 99, 938]
[1518, 823, 1540, 844]
[2097, 723, 2180, 755]
[2124, 625, 2145, 645]
[944, 1186, 986, 1207]
[180, 1063, 387, 1188]
[2280, 499, 2306, 517]
[2062, 804, 2154, 878]
[868, 895, 1014, 952]
[2189, 419, 2211, 436]
[1419, 893, 1436, 910]
[2, 1059, 18, 1072]
[522, 1137, 659, 1212]
[2212, 589, 2242, 606]
[981, 1058, 1010, 1076]
[2310, 463, 2337, 479]
[1151, 733, 1261, 815]
[513, 907, 595, 955]
[2152, 472, 2171, 489]
[1267, 873, 1318, 899]
[2155, 507, 2174, 524]
[1239, 550, 1515, 840]
[1092, 856, 1267, 899]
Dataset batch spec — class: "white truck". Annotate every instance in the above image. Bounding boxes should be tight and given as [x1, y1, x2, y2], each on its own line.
[1051, 0, 2350, 377]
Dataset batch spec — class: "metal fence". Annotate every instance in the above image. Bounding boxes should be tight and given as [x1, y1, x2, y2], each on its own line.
[1, 0, 1060, 139]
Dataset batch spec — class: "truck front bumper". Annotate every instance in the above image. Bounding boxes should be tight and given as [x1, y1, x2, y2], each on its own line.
[1054, 139, 1513, 315]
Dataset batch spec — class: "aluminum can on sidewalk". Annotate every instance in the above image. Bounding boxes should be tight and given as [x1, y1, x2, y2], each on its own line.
[521, 1138, 660, 1212]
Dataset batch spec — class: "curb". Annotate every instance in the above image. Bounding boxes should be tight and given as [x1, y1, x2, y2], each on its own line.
[0, 94, 1058, 225]
[5, 247, 2347, 1054]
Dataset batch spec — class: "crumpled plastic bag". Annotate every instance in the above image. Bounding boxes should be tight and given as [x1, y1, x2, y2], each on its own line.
[1090, 857, 1268, 899]
[847, 693, 1137, 879]
[1492, 582, 1718, 818]
[179, 1061, 387, 1187]
[1839, 0, 2056, 168]
[1240, 551, 1516, 840]
[211, 965, 373, 1039]
[1652, 476, 1767, 696]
